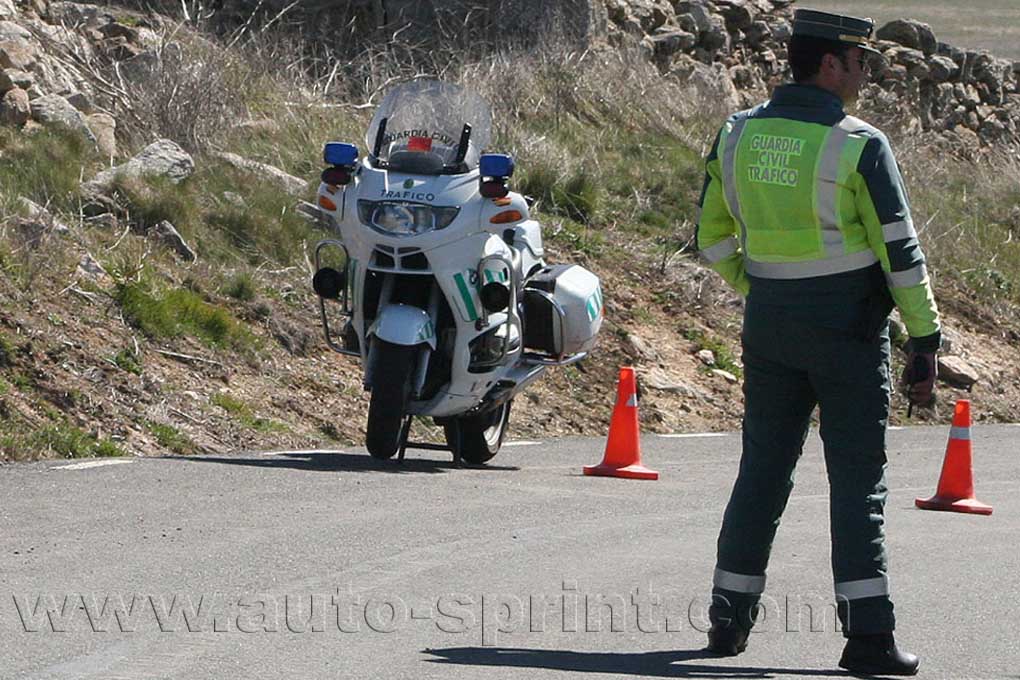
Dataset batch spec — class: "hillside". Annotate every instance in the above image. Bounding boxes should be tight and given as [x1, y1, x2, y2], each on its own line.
[2, 0, 1019, 462]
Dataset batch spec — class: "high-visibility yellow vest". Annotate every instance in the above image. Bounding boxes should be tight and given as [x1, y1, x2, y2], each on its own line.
[697, 84, 940, 347]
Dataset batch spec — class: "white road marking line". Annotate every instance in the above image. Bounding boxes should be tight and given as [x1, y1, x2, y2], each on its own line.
[259, 449, 345, 456]
[504, 441, 541, 447]
[888, 426, 905, 431]
[54, 459, 134, 471]
[658, 433, 730, 438]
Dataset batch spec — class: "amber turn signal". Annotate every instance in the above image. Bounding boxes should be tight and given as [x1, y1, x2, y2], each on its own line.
[489, 210, 522, 224]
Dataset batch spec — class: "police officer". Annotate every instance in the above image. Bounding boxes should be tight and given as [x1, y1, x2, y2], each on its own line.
[696, 8, 940, 677]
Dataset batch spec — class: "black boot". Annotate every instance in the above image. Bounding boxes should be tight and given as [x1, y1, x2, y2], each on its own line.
[705, 625, 749, 656]
[839, 633, 919, 676]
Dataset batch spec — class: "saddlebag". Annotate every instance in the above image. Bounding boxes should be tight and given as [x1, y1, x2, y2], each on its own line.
[522, 264, 603, 357]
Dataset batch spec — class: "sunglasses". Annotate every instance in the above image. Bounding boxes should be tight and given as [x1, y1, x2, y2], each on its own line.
[838, 53, 870, 71]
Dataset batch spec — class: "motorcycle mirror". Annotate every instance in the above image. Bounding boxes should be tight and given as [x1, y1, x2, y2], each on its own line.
[324, 142, 359, 167]
[480, 154, 515, 179]
[312, 267, 346, 300]
[479, 281, 511, 313]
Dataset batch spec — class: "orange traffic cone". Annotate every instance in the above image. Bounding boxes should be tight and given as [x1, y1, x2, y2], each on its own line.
[915, 400, 993, 515]
[583, 367, 659, 480]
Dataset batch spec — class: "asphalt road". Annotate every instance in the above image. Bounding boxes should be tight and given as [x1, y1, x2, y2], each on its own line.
[1, 424, 1017, 680]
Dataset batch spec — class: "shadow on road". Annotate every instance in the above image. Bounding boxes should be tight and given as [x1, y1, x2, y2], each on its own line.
[422, 646, 852, 678]
[167, 451, 520, 474]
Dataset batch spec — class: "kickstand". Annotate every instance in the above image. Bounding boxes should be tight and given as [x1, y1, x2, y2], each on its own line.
[449, 419, 462, 468]
[397, 416, 412, 464]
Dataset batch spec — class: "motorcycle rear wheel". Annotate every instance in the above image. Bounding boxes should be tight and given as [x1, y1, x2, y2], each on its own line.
[366, 340, 415, 459]
[444, 400, 512, 464]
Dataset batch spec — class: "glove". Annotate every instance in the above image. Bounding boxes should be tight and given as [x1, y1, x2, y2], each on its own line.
[901, 351, 937, 407]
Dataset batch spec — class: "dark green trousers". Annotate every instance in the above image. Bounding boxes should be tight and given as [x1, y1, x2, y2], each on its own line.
[711, 297, 895, 637]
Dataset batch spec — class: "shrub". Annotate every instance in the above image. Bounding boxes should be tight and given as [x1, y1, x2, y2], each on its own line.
[146, 420, 197, 455]
[116, 279, 256, 351]
[221, 271, 257, 301]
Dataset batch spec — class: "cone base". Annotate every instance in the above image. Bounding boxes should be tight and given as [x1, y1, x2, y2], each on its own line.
[915, 495, 993, 515]
[583, 463, 659, 480]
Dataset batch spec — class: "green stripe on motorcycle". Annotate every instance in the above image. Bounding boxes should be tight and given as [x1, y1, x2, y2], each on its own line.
[454, 272, 478, 321]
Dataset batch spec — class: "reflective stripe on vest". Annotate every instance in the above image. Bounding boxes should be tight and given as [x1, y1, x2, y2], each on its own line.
[721, 114, 880, 279]
[835, 575, 889, 601]
[746, 249, 878, 279]
[882, 219, 916, 242]
[886, 263, 927, 289]
[702, 236, 739, 263]
[722, 116, 751, 254]
[713, 567, 766, 594]
[816, 118, 855, 258]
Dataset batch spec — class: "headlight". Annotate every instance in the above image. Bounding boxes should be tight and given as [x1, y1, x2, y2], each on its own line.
[357, 200, 459, 236]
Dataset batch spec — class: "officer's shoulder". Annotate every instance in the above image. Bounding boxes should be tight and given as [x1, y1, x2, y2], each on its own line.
[725, 104, 766, 126]
[839, 115, 885, 142]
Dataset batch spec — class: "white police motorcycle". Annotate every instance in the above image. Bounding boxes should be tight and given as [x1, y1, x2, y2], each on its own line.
[308, 80, 603, 465]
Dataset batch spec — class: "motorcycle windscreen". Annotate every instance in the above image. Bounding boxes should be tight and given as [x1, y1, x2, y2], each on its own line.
[366, 80, 492, 172]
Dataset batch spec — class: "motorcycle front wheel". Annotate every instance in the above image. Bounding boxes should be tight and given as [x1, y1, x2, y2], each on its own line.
[444, 400, 512, 464]
[366, 340, 415, 459]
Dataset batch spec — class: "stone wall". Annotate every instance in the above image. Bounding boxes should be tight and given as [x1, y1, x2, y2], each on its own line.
[605, 0, 1020, 148]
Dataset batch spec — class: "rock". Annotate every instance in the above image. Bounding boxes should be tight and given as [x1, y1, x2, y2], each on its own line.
[625, 332, 658, 362]
[214, 151, 308, 196]
[937, 355, 979, 389]
[888, 46, 926, 70]
[82, 213, 119, 230]
[151, 220, 196, 262]
[63, 91, 93, 114]
[0, 0, 16, 19]
[0, 37, 38, 71]
[652, 27, 697, 57]
[612, 0, 673, 32]
[84, 139, 194, 195]
[46, 1, 113, 27]
[29, 93, 96, 143]
[876, 19, 937, 55]
[0, 86, 29, 125]
[270, 318, 314, 357]
[85, 112, 116, 158]
[928, 55, 958, 83]
[978, 118, 1008, 145]
[700, 14, 730, 53]
[710, 368, 739, 384]
[681, 60, 741, 112]
[1, 68, 34, 90]
[955, 83, 982, 110]
[745, 20, 771, 48]
[76, 252, 110, 283]
[714, 0, 756, 32]
[674, 1, 714, 34]
[0, 20, 31, 41]
[639, 367, 708, 398]
[17, 196, 70, 234]
[696, 348, 715, 366]
[771, 18, 791, 43]
[234, 118, 282, 135]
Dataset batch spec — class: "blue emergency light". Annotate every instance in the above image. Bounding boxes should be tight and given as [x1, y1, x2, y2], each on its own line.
[480, 154, 514, 179]
[324, 142, 359, 167]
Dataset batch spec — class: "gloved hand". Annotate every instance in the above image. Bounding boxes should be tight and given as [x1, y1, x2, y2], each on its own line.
[901, 351, 937, 408]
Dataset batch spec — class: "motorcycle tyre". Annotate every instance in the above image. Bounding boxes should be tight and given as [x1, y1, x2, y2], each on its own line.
[444, 400, 512, 465]
[366, 340, 415, 459]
